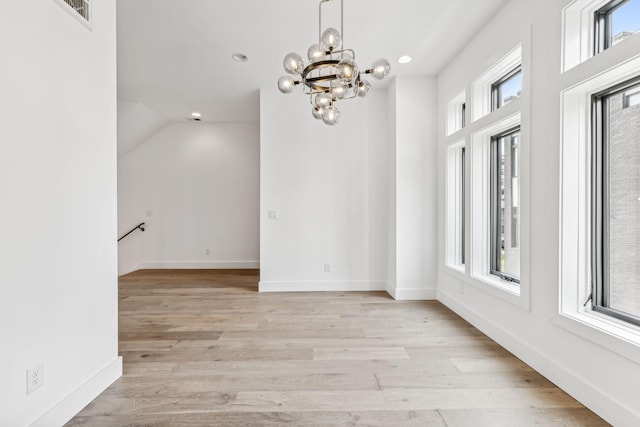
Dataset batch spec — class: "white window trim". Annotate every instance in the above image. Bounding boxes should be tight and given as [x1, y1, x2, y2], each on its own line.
[469, 112, 530, 310]
[557, 53, 640, 360]
[472, 45, 522, 122]
[447, 91, 466, 136]
[445, 140, 466, 273]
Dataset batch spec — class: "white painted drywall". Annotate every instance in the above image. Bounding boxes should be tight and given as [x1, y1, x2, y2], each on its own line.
[259, 87, 388, 292]
[387, 81, 398, 293]
[118, 122, 260, 276]
[0, 0, 120, 425]
[388, 77, 438, 300]
[117, 100, 168, 158]
[436, 0, 640, 425]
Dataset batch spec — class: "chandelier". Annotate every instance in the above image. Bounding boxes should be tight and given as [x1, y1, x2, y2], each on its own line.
[277, 0, 391, 125]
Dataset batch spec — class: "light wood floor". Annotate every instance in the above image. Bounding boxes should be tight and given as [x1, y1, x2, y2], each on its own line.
[67, 270, 608, 426]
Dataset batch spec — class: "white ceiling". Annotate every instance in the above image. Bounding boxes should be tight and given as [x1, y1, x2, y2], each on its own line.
[117, 0, 508, 123]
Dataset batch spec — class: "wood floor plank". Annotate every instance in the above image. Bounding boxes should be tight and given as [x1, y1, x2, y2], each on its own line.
[230, 388, 583, 412]
[166, 358, 462, 377]
[438, 408, 610, 427]
[376, 370, 555, 389]
[102, 372, 379, 395]
[405, 344, 511, 359]
[451, 356, 533, 373]
[120, 347, 314, 362]
[66, 269, 608, 426]
[66, 410, 447, 427]
[313, 346, 410, 361]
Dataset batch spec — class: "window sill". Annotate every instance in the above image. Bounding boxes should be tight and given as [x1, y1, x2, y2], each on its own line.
[552, 311, 640, 364]
[473, 273, 520, 295]
[445, 264, 466, 276]
[458, 271, 529, 311]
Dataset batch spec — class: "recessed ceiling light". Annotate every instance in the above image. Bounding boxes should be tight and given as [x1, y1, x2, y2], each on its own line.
[191, 112, 202, 121]
[232, 53, 248, 63]
[398, 55, 413, 64]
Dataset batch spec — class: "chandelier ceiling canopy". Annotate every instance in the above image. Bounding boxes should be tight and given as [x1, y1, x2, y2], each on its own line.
[277, 0, 391, 125]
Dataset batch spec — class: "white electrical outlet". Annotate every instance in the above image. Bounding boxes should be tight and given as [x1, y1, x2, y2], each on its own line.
[27, 364, 44, 394]
[268, 210, 279, 220]
[324, 263, 331, 273]
[458, 283, 465, 295]
[205, 248, 211, 255]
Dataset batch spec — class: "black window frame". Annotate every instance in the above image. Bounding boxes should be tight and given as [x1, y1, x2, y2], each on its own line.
[490, 126, 521, 284]
[591, 75, 640, 327]
[461, 102, 466, 129]
[491, 66, 522, 112]
[595, 0, 633, 54]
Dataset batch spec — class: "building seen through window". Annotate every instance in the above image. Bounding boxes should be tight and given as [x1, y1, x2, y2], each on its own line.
[491, 128, 520, 283]
[593, 78, 640, 325]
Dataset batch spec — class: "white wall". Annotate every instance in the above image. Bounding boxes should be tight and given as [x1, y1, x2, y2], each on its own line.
[118, 122, 260, 275]
[436, 0, 640, 425]
[260, 80, 437, 297]
[117, 100, 168, 158]
[259, 87, 389, 292]
[0, 1, 120, 425]
[388, 77, 438, 300]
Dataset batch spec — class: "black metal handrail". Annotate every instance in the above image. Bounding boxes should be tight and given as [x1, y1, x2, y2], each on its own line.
[118, 223, 145, 242]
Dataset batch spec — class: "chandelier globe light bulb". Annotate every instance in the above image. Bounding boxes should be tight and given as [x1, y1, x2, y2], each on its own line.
[308, 43, 326, 63]
[315, 92, 333, 109]
[283, 52, 305, 75]
[312, 106, 325, 120]
[278, 76, 297, 94]
[337, 58, 358, 83]
[357, 80, 371, 97]
[321, 28, 342, 51]
[330, 82, 347, 100]
[370, 58, 391, 80]
[322, 105, 341, 125]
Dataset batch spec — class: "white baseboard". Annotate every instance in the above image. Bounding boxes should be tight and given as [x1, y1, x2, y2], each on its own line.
[386, 281, 397, 299]
[259, 280, 387, 293]
[392, 287, 437, 301]
[386, 282, 437, 301]
[30, 356, 122, 427]
[437, 290, 640, 427]
[135, 260, 260, 270]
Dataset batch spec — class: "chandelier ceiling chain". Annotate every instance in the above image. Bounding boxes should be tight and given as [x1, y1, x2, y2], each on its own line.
[277, 0, 391, 125]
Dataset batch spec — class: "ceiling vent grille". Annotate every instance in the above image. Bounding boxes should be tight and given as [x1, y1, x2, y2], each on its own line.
[54, 0, 91, 26]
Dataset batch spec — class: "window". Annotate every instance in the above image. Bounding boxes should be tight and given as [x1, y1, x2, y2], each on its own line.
[592, 76, 640, 326]
[490, 128, 521, 283]
[469, 112, 525, 307]
[563, 0, 640, 72]
[447, 92, 466, 135]
[471, 44, 522, 121]
[445, 141, 466, 271]
[595, 0, 640, 53]
[623, 86, 640, 107]
[559, 52, 640, 359]
[461, 103, 467, 129]
[492, 67, 522, 111]
[449, 41, 529, 308]
[461, 147, 466, 265]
